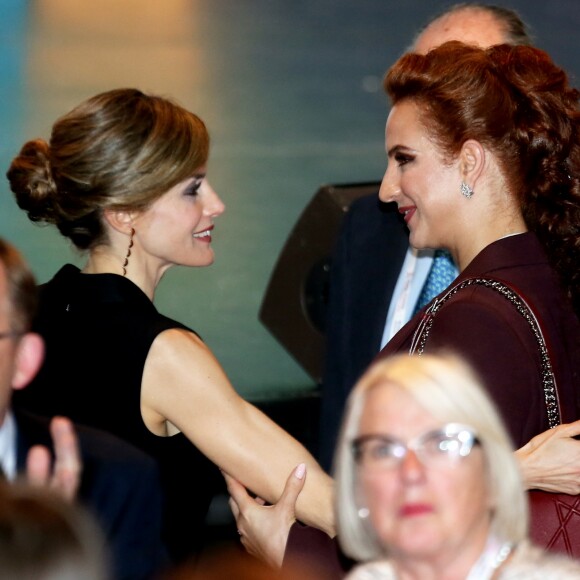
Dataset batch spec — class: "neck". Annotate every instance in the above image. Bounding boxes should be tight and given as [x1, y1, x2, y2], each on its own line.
[451, 178, 527, 271]
[392, 523, 491, 580]
[452, 220, 527, 272]
[82, 247, 165, 301]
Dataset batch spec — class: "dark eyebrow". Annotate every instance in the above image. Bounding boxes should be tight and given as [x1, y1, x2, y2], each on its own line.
[387, 145, 413, 158]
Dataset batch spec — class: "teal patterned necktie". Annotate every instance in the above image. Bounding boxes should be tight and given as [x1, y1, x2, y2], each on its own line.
[413, 249, 457, 315]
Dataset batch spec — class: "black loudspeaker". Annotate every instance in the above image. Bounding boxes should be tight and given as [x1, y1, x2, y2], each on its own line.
[259, 181, 381, 383]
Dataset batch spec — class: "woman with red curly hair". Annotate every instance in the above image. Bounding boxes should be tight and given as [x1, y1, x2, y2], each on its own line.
[378, 40, 580, 449]
[225, 41, 580, 578]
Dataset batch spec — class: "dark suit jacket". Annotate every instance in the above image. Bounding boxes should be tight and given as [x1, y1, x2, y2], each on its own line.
[15, 410, 168, 580]
[319, 194, 408, 470]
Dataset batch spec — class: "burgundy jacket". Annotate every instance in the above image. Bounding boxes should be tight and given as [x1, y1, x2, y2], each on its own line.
[381, 232, 580, 448]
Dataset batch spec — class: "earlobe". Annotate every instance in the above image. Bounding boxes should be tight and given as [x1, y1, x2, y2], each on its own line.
[12, 333, 45, 390]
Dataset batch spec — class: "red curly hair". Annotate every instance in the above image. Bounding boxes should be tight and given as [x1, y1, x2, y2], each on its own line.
[384, 41, 580, 315]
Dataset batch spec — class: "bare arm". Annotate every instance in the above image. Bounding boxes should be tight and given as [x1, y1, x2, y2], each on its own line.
[516, 421, 580, 494]
[141, 329, 335, 536]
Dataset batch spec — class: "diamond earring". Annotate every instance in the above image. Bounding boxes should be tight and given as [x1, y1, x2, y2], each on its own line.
[460, 181, 474, 199]
[358, 507, 370, 519]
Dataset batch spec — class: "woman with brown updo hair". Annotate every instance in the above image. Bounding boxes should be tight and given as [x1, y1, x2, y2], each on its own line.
[6, 88, 334, 563]
[378, 40, 580, 449]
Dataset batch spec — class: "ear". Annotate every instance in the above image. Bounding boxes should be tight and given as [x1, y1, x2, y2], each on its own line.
[103, 209, 136, 235]
[12, 333, 45, 390]
[459, 139, 486, 189]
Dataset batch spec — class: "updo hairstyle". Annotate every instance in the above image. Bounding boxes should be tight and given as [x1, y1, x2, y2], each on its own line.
[6, 88, 209, 250]
[384, 41, 580, 315]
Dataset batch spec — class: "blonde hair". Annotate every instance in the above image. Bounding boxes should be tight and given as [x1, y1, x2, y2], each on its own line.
[335, 352, 528, 561]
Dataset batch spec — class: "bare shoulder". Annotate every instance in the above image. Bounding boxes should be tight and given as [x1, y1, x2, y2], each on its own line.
[145, 326, 228, 387]
[141, 325, 236, 426]
[147, 327, 221, 367]
[151, 326, 206, 351]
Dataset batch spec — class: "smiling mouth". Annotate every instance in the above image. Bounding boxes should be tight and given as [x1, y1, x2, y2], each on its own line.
[399, 206, 416, 224]
[193, 226, 213, 239]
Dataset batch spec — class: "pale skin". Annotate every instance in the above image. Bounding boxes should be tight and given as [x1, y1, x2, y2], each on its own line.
[82, 173, 335, 536]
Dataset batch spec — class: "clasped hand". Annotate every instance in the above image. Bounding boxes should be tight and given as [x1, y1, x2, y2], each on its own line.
[224, 463, 307, 569]
[517, 420, 580, 494]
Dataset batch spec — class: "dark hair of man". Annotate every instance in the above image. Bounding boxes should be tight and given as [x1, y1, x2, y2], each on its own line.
[416, 3, 533, 47]
[0, 238, 38, 333]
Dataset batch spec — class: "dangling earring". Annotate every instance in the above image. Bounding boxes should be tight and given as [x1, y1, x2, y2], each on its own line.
[460, 181, 474, 199]
[122, 227, 135, 277]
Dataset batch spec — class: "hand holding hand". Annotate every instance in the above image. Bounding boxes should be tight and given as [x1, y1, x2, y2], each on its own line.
[25, 416, 81, 501]
[516, 420, 580, 494]
[224, 463, 307, 568]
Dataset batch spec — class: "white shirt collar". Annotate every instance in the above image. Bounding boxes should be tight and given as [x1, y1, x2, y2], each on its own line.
[0, 409, 18, 480]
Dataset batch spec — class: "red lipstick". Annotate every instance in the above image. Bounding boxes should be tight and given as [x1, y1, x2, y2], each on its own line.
[398, 206, 416, 224]
[399, 504, 433, 517]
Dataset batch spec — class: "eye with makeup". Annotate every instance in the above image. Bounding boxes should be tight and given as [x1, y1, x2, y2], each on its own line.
[395, 152, 414, 167]
[183, 177, 203, 197]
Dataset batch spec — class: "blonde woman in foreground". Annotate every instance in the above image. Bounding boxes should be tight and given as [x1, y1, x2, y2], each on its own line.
[337, 353, 580, 580]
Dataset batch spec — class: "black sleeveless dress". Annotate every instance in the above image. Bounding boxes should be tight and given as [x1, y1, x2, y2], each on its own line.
[13, 264, 222, 563]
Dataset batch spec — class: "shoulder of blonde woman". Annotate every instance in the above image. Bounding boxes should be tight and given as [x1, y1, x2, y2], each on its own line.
[498, 540, 580, 579]
[344, 561, 397, 580]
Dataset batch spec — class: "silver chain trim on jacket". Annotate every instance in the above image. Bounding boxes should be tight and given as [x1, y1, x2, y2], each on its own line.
[409, 277, 561, 429]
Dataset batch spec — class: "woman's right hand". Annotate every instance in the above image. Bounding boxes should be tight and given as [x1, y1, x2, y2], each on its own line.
[516, 420, 580, 494]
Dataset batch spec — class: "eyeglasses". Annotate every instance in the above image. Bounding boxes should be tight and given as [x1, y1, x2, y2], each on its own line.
[352, 423, 479, 470]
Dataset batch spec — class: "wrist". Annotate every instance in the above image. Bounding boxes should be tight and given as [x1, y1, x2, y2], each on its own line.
[515, 445, 537, 491]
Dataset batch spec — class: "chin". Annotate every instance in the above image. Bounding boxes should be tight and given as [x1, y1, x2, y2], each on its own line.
[408, 232, 436, 251]
[187, 249, 216, 268]
[198, 255, 216, 267]
[390, 533, 442, 561]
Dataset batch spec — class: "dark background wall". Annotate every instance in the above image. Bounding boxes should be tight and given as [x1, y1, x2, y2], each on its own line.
[0, 0, 577, 400]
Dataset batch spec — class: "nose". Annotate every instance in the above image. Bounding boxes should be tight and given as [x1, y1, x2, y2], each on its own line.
[202, 181, 226, 217]
[399, 449, 426, 483]
[378, 164, 400, 203]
